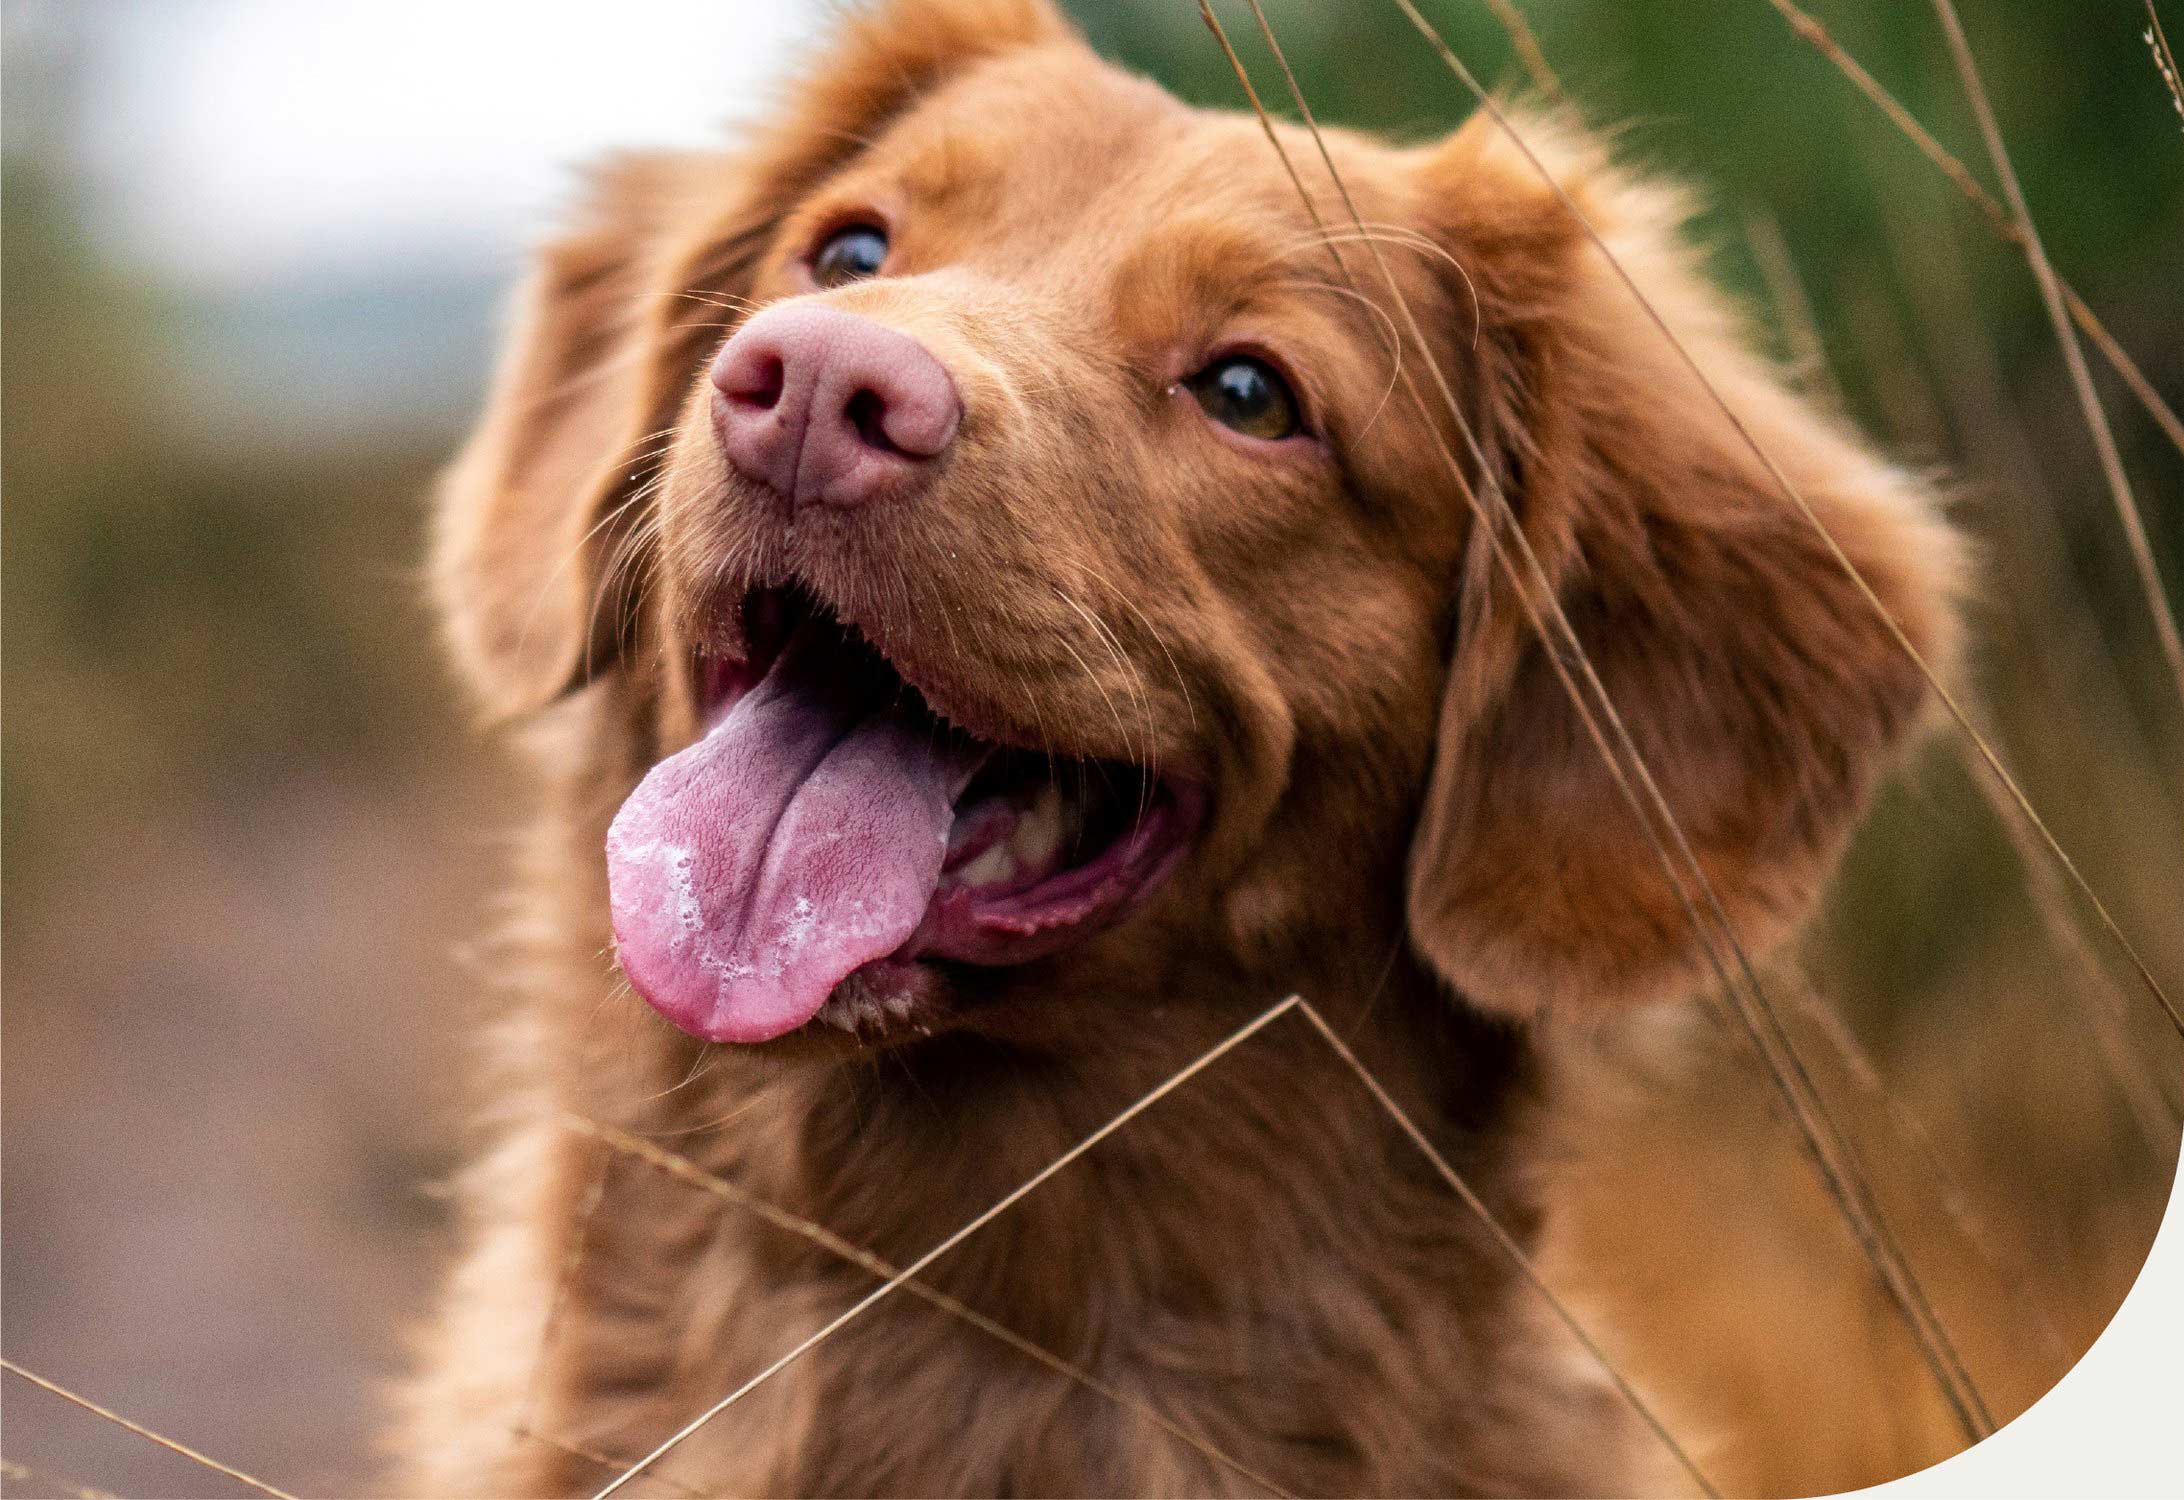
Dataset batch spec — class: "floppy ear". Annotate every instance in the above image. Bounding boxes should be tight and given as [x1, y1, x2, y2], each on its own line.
[431, 150, 729, 719]
[432, 0, 1078, 720]
[1404, 114, 1964, 1018]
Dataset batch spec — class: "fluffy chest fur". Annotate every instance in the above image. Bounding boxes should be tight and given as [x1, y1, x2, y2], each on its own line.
[428, 808, 1633, 1499]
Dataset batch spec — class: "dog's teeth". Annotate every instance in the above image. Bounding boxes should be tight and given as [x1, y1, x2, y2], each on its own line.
[883, 994, 914, 1019]
[957, 786, 1067, 891]
[958, 843, 1018, 889]
[1009, 785, 1065, 870]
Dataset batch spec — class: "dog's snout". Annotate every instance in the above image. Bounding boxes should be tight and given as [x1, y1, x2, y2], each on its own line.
[710, 304, 961, 510]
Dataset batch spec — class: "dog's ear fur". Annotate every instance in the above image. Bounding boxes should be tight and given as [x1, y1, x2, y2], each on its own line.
[1403, 114, 1963, 1018]
[431, 0, 1077, 719]
[431, 150, 719, 720]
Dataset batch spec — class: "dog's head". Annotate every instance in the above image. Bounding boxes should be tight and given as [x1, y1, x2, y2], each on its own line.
[435, 0, 1958, 1048]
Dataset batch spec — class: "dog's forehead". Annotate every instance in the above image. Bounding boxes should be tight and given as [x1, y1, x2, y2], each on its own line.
[852, 48, 1416, 324]
[886, 50, 1388, 237]
[901, 45, 1187, 165]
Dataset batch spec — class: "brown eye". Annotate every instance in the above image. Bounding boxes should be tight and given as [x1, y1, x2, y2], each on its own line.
[812, 224, 889, 286]
[1184, 355, 1302, 441]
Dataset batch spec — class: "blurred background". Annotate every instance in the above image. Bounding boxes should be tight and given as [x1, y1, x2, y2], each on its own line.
[2, 1, 2178, 1495]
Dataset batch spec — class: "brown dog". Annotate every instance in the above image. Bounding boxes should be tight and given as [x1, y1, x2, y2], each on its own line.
[399, 1, 1961, 1493]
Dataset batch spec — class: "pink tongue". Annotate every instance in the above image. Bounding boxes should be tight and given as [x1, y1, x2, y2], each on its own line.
[606, 643, 983, 1043]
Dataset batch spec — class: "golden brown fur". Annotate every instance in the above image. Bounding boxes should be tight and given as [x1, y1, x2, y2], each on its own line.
[398, 2, 1960, 1493]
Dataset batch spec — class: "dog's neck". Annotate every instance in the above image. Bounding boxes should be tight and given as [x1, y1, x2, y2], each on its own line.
[602, 913, 1542, 1336]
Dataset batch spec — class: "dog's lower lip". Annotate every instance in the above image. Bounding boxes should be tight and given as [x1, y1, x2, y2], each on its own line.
[911, 782, 1201, 962]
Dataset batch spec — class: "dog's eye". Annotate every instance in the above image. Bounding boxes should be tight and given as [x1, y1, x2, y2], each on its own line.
[812, 224, 890, 286]
[1183, 355, 1302, 442]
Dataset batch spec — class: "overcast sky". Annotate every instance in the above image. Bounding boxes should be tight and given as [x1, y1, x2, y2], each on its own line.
[50, 0, 823, 288]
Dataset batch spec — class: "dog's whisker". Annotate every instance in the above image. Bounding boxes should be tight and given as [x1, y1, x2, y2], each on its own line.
[667, 287, 765, 315]
[1074, 559, 1197, 737]
[1054, 580, 1159, 771]
[1043, 580, 1153, 781]
[1048, 586, 1149, 782]
[1269, 277, 1406, 437]
[619, 532, 673, 640]
[1274, 225, 1480, 347]
[507, 480, 661, 693]
[583, 974, 638, 1041]
[580, 509, 664, 683]
[806, 122, 880, 153]
[633, 1041, 723, 1104]
[649, 1096, 770, 1139]
[501, 337, 674, 430]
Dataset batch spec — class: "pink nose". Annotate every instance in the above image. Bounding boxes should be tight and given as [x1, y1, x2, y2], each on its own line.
[710, 304, 961, 509]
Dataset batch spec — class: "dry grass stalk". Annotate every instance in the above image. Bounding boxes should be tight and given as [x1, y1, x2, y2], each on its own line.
[512, 1428, 711, 1499]
[1379, 10, 2184, 1437]
[518, 1143, 617, 1446]
[1214, 8, 1896, 1383]
[585, 986, 1715, 1497]
[1929, 0, 2184, 722]
[1287, 1001, 1720, 1497]
[1480, 0, 1560, 97]
[1766, 187, 2181, 1148]
[1958, 735, 2183, 1141]
[1216, 0, 2048, 1446]
[588, 995, 1311, 1496]
[1758, 0, 2184, 468]
[583, 4, 2182, 1488]
[1203, 4, 1833, 1480]
[1777, 971, 2075, 1369]
[557, 1115, 1293, 1498]
[2149, 2, 2184, 133]
[1743, 207, 1847, 411]
[1335, 0, 2002, 1441]
[1740, 204, 2173, 1310]
[0, 1359, 296, 1500]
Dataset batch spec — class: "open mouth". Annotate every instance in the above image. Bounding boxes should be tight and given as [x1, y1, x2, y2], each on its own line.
[605, 588, 1202, 1043]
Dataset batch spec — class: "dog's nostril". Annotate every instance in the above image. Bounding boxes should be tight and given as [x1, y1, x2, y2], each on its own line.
[730, 354, 786, 411]
[843, 388, 898, 453]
